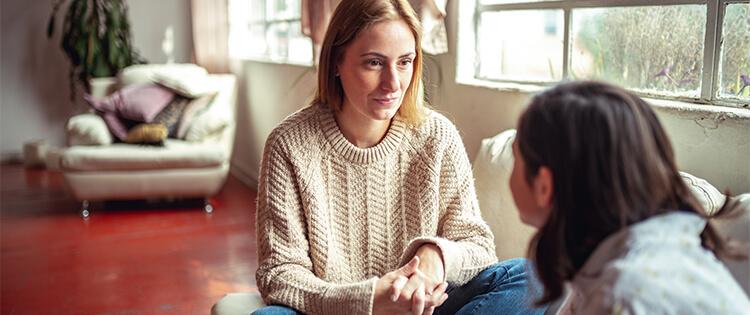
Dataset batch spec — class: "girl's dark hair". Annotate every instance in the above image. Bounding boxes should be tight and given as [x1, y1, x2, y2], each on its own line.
[517, 81, 737, 305]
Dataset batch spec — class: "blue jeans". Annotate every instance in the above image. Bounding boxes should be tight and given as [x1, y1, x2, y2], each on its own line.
[251, 258, 546, 315]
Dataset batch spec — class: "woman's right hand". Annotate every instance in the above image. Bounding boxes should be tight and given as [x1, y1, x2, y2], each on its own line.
[373, 257, 449, 315]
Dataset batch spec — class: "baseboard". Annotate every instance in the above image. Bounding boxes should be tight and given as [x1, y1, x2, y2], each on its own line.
[230, 159, 259, 190]
[1, 151, 23, 164]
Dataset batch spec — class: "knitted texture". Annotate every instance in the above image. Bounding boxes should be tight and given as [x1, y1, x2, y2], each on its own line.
[256, 103, 497, 315]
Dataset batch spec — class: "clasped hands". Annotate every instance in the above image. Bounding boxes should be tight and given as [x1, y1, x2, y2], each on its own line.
[373, 244, 449, 315]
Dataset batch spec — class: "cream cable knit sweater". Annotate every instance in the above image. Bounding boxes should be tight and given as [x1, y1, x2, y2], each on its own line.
[256, 103, 497, 315]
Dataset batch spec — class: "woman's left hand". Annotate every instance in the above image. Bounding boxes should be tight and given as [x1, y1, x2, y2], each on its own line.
[414, 244, 445, 283]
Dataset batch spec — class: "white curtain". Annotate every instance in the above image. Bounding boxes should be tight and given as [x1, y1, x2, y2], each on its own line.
[301, 0, 338, 65]
[410, 0, 448, 55]
[191, 0, 230, 73]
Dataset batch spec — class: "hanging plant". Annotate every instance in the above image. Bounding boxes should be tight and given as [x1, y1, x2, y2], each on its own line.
[47, 0, 147, 100]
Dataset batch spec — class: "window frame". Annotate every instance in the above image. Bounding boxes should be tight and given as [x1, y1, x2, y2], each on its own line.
[229, 0, 313, 66]
[458, 0, 750, 108]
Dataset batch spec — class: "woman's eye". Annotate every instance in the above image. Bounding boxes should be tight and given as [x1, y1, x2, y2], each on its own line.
[400, 58, 413, 66]
[367, 59, 383, 67]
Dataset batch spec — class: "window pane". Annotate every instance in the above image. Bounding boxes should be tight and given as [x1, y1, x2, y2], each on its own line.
[571, 5, 706, 97]
[228, 0, 267, 58]
[480, 0, 558, 4]
[249, 0, 265, 23]
[267, 21, 312, 64]
[266, 0, 300, 21]
[718, 3, 750, 103]
[477, 10, 564, 82]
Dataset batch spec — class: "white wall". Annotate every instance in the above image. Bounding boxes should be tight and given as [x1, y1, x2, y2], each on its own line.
[0, 0, 193, 160]
[230, 0, 750, 193]
[229, 61, 317, 187]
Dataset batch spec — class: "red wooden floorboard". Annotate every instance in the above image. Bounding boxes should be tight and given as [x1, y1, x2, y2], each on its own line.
[1, 164, 259, 315]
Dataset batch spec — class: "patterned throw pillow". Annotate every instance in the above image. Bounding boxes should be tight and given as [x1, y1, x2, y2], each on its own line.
[152, 95, 191, 138]
[175, 93, 217, 139]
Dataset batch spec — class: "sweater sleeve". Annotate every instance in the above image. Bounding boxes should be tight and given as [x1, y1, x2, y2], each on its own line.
[399, 123, 497, 285]
[255, 136, 377, 315]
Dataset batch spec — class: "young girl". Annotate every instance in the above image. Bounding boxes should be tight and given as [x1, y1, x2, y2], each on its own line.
[510, 81, 750, 314]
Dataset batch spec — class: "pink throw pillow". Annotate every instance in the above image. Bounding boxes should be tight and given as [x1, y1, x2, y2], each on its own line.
[85, 84, 175, 123]
[101, 113, 129, 141]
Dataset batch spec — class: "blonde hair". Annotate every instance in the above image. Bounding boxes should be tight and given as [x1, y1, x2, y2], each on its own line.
[313, 0, 426, 126]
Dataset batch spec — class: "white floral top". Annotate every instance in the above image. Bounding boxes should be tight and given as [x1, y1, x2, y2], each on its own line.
[560, 212, 750, 315]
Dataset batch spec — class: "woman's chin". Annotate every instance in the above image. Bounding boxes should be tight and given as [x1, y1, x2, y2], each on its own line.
[368, 107, 400, 121]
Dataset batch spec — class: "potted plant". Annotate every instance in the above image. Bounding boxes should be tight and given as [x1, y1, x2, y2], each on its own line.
[47, 0, 147, 99]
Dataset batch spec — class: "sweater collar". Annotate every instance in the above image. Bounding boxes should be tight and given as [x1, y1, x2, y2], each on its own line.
[318, 103, 407, 164]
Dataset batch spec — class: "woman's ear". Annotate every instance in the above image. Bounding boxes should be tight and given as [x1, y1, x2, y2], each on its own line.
[533, 166, 554, 209]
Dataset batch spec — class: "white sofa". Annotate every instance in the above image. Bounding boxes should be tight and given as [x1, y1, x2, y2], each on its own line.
[60, 64, 237, 218]
[211, 129, 750, 314]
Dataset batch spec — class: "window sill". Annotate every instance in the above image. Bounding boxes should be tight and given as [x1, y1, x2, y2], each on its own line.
[233, 56, 314, 68]
[456, 77, 750, 121]
[456, 77, 549, 94]
[646, 98, 750, 122]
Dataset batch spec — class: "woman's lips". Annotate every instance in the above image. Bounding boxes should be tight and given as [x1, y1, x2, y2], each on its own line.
[373, 96, 398, 106]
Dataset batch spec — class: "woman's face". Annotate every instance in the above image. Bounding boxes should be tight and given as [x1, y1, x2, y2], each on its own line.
[336, 19, 416, 123]
[510, 139, 552, 228]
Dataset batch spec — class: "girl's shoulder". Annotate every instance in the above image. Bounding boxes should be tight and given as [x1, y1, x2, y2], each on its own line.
[581, 244, 749, 314]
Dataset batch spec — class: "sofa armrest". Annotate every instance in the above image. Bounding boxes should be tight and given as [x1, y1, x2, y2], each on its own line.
[66, 113, 113, 146]
[185, 74, 237, 156]
[472, 129, 537, 260]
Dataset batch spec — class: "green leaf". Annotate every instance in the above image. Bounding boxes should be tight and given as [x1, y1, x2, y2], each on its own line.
[51, 0, 147, 96]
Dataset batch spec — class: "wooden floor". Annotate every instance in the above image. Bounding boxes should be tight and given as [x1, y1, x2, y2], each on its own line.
[1, 164, 259, 315]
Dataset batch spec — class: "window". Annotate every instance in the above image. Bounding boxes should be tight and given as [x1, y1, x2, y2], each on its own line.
[458, 0, 750, 107]
[228, 0, 313, 65]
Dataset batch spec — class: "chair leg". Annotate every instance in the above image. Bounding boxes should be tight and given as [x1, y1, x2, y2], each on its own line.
[81, 200, 90, 219]
[204, 198, 214, 214]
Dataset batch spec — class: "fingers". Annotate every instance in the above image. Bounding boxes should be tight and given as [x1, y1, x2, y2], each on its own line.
[390, 275, 408, 301]
[427, 282, 449, 308]
[397, 256, 420, 276]
[412, 282, 425, 315]
[423, 294, 448, 315]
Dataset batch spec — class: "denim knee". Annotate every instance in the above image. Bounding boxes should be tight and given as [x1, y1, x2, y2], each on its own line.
[482, 258, 530, 288]
[437, 258, 547, 315]
[250, 305, 299, 315]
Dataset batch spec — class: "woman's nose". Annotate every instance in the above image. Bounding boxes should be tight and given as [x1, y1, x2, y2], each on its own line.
[380, 66, 400, 92]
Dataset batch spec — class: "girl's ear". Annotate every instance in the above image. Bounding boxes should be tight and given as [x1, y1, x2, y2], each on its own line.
[533, 166, 554, 209]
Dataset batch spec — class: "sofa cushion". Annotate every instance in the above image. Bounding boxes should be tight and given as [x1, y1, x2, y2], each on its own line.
[473, 129, 748, 257]
[154, 71, 220, 98]
[185, 109, 230, 142]
[472, 129, 537, 260]
[211, 292, 264, 315]
[119, 63, 208, 86]
[66, 113, 113, 146]
[176, 93, 217, 139]
[61, 140, 226, 172]
[680, 171, 727, 215]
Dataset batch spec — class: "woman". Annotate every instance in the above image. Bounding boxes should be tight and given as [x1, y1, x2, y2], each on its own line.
[254, 1, 546, 314]
[510, 81, 750, 314]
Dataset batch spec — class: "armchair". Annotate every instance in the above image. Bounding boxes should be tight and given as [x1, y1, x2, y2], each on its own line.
[60, 64, 237, 218]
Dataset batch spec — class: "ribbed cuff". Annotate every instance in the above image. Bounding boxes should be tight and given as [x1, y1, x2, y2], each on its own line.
[399, 237, 462, 283]
[315, 277, 378, 315]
